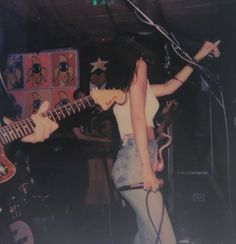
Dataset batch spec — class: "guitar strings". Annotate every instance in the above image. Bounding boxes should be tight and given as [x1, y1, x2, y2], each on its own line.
[0, 96, 96, 144]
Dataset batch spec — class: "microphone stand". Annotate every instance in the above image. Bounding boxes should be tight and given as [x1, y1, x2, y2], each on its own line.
[124, 0, 222, 103]
[124, 0, 236, 241]
[163, 42, 175, 213]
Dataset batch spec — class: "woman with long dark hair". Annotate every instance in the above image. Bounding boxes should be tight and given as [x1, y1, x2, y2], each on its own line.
[107, 39, 220, 244]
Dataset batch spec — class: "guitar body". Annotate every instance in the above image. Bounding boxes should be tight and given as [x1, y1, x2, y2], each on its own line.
[0, 144, 16, 183]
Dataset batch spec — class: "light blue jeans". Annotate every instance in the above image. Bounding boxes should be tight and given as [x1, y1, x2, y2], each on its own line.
[112, 136, 176, 244]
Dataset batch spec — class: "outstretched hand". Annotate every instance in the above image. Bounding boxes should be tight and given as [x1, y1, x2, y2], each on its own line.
[194, 40, 221, 62]
[3, 101, 59, 143]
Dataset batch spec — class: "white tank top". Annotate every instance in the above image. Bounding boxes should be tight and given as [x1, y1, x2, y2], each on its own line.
[113, 82, 159, 140]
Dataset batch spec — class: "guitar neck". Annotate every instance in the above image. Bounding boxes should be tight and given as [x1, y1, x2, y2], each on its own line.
[0, 95, 95, 145]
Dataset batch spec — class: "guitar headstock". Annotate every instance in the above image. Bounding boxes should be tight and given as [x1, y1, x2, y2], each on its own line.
[90, 89, 126, 111]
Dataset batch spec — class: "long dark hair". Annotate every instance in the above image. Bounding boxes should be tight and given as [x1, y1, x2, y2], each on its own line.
[106, 38, 151, 91]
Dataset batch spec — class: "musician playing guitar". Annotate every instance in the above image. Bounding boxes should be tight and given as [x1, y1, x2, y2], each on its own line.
[0, 102, 58, 244]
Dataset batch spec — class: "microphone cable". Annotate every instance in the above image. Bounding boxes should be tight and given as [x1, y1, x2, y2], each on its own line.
[146, 190, 164, 244]
[118, 183, 165, 244]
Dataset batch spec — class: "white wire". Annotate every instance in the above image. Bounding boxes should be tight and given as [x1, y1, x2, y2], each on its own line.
[134, 9, 169, 36]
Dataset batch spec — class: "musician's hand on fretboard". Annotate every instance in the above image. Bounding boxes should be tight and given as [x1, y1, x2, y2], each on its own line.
[12, 101, 58, 144]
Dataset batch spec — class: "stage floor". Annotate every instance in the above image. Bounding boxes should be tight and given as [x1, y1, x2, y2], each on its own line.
[0, 174, 235, 244]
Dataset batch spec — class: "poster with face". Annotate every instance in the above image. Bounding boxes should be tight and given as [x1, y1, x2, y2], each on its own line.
[25, 89, 51, 117]
[9, 90, 26, 120]
[24, 53, 50, 90]
[4, 54, 24, 90]
[51, 49, 78, 88]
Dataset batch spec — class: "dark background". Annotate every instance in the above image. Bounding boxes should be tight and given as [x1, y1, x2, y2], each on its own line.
[0, 1, 236, 243]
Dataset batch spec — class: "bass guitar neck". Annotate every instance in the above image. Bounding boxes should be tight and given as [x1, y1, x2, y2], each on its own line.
[0, 89, 126, 184]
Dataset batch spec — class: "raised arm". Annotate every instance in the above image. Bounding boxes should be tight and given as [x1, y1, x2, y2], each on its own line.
[151, 41, 221, 97]
[129, 59, 158, 192]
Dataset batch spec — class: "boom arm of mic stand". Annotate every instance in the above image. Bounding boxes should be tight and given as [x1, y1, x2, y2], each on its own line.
[124, 0, 198, 64]
[124, 0, 222, 101]
[125, 0, 176, 45]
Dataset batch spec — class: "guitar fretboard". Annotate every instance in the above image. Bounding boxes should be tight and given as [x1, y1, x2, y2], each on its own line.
[0, 95, 95, 145]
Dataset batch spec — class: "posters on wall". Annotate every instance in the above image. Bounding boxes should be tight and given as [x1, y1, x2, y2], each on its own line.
[3, 49, 79, 120]
[24, 53, 50, 90]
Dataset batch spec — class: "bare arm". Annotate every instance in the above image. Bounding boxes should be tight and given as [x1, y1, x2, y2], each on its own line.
[151, 65, 194, 97]
[151, 41, 221, 97]
[129, 59, 158, 192]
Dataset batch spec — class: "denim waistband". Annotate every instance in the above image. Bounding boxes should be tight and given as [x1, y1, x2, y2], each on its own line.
[122, 134, 156, 146]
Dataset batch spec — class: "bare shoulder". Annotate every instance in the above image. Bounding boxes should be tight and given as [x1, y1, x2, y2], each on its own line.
[134, 58, 148, 82]
[136, 58, 147, 70]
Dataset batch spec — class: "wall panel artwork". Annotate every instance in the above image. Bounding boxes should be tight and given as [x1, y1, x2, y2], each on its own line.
[5, 48, 79, 120]
[51, 88, 75, 108]
[9, 90, 25, 119]
[4, 54, 24, 90]
[23, 52, 51, 90]
[51, 49, 79, 88]
[25, 90, 51, 118]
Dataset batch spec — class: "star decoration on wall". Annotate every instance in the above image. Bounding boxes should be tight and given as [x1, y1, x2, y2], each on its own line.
[90, 57, 109, 73]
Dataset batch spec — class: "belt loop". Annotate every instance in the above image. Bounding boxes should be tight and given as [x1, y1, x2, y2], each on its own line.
[122, 134, 134, 146]
[122, 136, 128, 146]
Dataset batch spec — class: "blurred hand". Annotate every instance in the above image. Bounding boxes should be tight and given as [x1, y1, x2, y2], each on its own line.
[97, 137, 112, 143]
[194, 40, 221, 62]
[4, 101, 58, 143]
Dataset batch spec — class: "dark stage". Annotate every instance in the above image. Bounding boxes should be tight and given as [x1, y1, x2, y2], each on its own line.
[0, 173, 234, 244]
[0, 1, 236, 244]
[0, 137, 235, 244]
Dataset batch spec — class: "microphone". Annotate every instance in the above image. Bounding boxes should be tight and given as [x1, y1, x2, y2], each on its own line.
[214, 40, 221, 46]
[118, 179, 164, 191]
